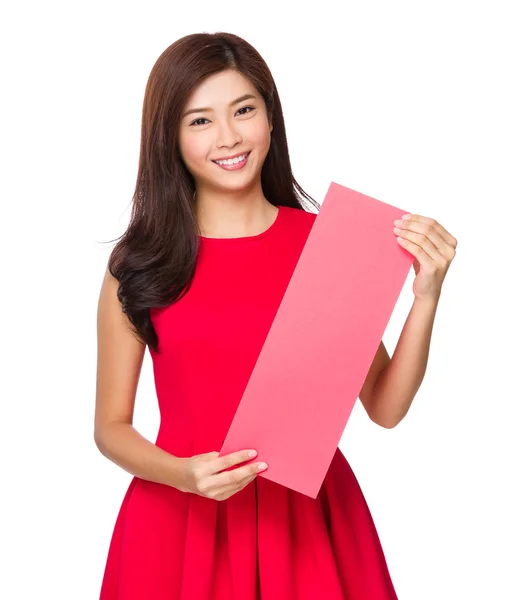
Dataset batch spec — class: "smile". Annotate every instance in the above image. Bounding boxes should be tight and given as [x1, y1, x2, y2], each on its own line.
[212, 151, 251, 170]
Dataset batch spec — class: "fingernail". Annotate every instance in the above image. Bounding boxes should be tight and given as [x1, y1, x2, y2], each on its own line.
[401, 214, 411, 220]
[248, 450, 258, 458]
[257, 462, 268, 470]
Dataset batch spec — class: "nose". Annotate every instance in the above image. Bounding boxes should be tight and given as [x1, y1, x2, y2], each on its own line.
[216, 119, 243, 149]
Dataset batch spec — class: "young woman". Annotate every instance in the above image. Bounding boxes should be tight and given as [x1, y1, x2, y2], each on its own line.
[95, 32, 457, 600]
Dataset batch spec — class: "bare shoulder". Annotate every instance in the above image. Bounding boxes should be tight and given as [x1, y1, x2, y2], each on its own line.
[94, 266, 146, 445]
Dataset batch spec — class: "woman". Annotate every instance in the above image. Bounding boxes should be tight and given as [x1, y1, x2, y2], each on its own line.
[95, 32, 457, 599]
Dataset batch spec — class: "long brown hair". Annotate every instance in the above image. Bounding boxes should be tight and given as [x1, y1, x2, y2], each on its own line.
[106, 32, 319, 354]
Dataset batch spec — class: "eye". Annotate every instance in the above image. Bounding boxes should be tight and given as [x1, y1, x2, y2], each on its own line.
[190, 117, 208, 126]
[236, 106, 255, 116]
[189, 106, 256, 126]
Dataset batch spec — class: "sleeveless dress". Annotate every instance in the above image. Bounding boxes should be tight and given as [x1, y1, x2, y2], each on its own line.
[99, 204, 399, 599]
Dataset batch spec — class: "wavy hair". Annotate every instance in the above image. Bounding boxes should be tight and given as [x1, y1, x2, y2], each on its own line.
[106, 32, 319, 353]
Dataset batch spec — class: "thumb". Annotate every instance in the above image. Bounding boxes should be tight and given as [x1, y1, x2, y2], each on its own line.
[203, 451, 220, 459]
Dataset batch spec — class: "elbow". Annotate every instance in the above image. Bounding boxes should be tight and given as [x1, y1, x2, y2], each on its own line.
[94, 429, 105, 453]
[94, 420, 129, 454]
[371, 411, 403, 430]
[368, 395, 409, 429]
[373, 417, 398, 429]
[94, 422, 112, 454]
[379, 419, 399, 429]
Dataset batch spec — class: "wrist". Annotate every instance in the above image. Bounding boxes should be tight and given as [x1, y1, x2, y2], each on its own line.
[414, 293, 440, 309]
[172, 456, 191, 493]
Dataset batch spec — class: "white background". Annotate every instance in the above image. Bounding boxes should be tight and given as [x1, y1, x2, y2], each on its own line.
[2, 1, 531, 598]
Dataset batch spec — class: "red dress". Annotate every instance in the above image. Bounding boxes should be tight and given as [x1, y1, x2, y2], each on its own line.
[99, 204, 399, 599]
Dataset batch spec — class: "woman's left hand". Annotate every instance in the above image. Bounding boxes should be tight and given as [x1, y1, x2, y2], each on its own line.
[393, 214, 458, 302]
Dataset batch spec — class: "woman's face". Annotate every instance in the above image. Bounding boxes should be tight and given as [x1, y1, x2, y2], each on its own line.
[178, 69, 273, 196]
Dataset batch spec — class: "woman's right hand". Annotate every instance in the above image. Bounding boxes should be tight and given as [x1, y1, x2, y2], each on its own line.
[178, 449, 268, 501]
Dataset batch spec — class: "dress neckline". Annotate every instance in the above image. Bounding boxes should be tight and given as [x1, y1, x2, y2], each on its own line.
[198, 205, 283, 243]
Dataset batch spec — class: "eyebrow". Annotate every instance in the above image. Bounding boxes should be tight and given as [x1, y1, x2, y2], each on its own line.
[182, 94, 258, 119]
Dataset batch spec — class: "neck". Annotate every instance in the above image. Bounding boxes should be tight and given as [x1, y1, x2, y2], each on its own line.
[195, 192, 277, 238]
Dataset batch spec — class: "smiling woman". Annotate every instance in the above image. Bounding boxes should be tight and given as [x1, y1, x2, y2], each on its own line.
[177, 69, 276, 238]
[95, 31, 399, 600]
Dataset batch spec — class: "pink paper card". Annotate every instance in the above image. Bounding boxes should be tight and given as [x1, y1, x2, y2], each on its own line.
[220, 182, 414, 498]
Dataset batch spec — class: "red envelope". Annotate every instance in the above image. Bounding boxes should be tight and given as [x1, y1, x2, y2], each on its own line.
[219, 182, 414, 498]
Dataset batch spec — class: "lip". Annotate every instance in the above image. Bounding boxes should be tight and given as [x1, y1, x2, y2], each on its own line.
[211, 150, 251, 162]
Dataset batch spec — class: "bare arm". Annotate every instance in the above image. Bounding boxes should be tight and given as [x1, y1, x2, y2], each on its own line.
[358, 340, 391, 426]
[94, 266, 187, 492]
[361, 296, 439, 429]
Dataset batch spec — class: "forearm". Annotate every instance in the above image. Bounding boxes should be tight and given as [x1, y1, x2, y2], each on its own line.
[371, 295, 439, 428]
[95, 421, 188, 492]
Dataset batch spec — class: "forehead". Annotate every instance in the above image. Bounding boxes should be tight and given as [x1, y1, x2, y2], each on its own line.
[184, 70, 260, 108]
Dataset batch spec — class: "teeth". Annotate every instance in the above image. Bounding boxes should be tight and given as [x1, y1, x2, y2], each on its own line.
[215, 152, 248, 166]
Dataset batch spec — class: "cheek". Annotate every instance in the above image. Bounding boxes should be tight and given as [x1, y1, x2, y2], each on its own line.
[248, 124, 271, 153]
[180, 137, 210, 167]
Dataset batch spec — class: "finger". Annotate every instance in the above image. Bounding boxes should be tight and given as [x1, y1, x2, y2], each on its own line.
[396, 234, 445, 271]
[400, 215, 457, 250]
[395, 224, 449, 265]
[211, 461, 267, 489]
[215, 472, 258, 499]
[394, 218, 454, 261]
[214, 449, 257, 474]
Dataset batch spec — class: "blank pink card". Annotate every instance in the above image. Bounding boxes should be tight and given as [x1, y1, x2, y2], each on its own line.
[219, 182, 415, 498]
